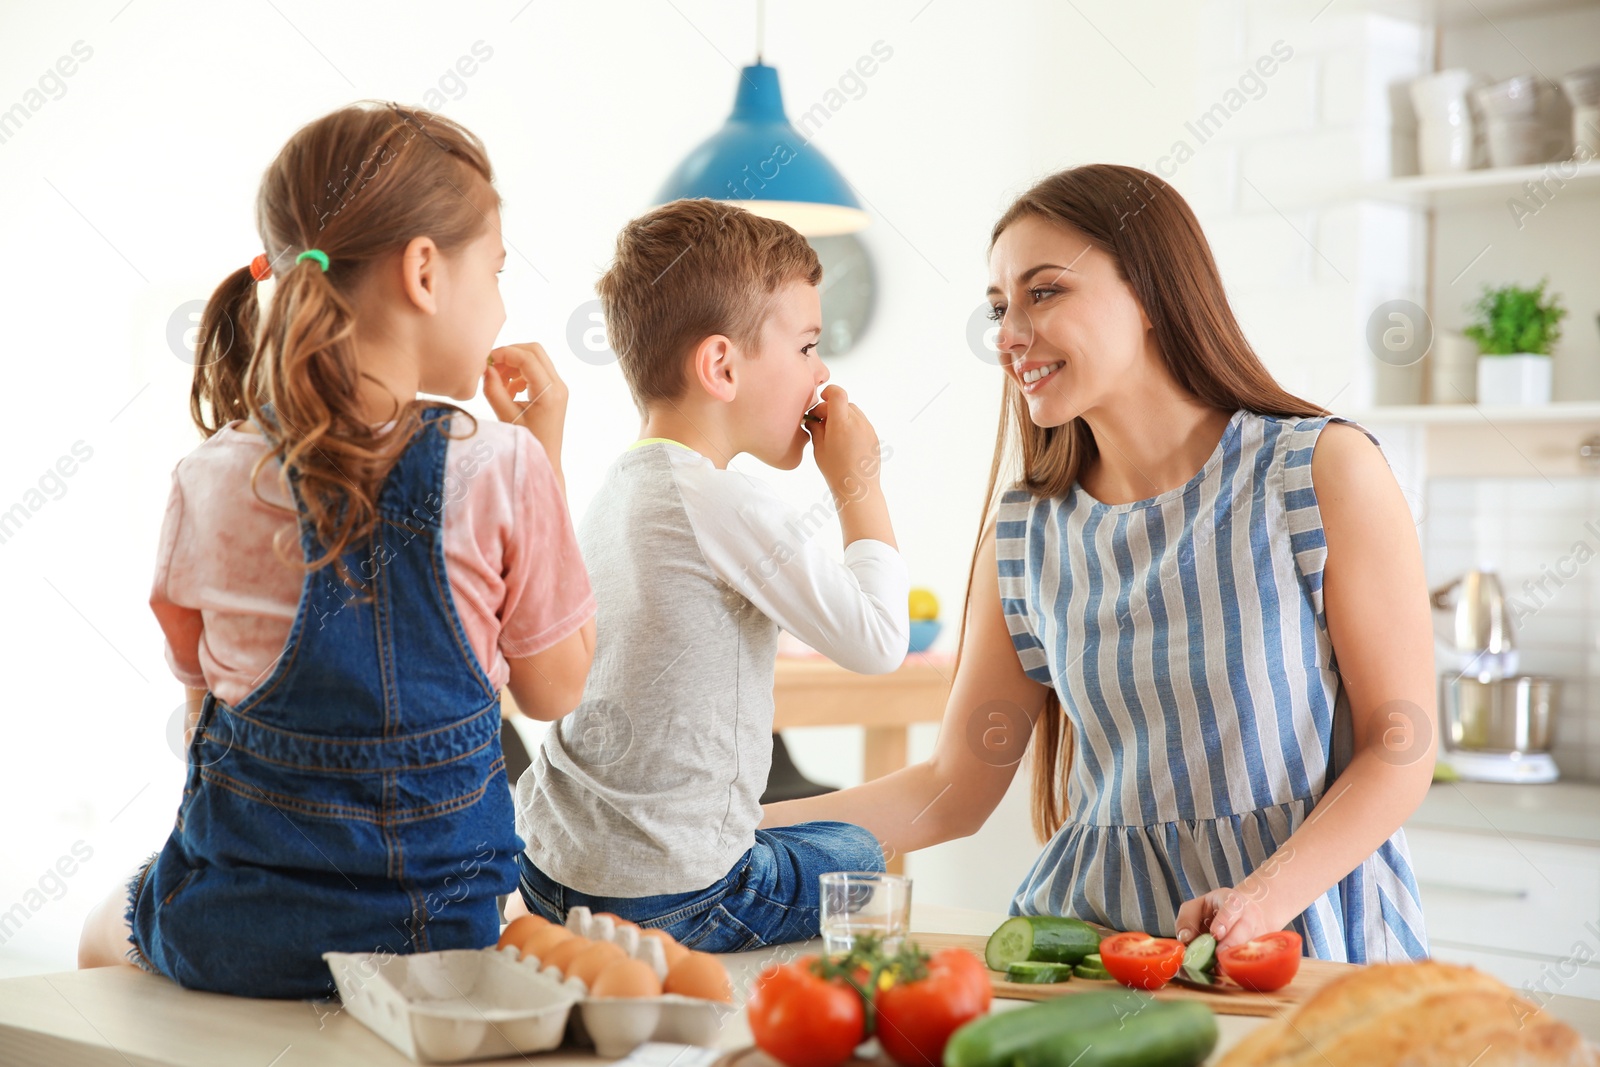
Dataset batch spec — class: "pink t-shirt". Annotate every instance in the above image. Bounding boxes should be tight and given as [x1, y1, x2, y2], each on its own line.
[150, 415, 595, 706]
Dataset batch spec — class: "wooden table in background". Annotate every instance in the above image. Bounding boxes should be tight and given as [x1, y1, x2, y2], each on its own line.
[772, 654, 953, 872]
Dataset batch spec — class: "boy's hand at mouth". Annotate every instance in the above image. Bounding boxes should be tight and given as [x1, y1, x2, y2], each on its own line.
[806, 385, 896, 550]
[806, 385, 876, 487]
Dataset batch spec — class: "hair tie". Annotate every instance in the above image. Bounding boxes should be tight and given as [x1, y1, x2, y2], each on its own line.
[296, 249, 331, 272]
[249, 253, 272, 281]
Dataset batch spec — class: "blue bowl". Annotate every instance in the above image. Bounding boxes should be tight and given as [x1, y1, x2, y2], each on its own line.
[908, 619, 943, 654]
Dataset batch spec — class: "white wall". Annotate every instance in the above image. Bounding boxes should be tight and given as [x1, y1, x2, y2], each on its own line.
[0, 0, 1215, 975]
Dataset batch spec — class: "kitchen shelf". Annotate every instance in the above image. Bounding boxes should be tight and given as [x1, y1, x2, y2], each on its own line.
[1348, 401, 1600, 424]
[1364, 159, 1600, 208]
[1342, 0, 1600, 27]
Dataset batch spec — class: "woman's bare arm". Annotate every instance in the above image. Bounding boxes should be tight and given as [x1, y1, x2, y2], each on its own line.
[1176, 422, 1437, 947]
[761, 521, 1052, 859]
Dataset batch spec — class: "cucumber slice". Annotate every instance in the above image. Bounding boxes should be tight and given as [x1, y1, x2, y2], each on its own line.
[1006, 961, 1074, 984]
[1083, 953, 1103, 968]
[984, 916, 1101, 971]
[1182, 933, 1217, 975]
[1073, 963, 1113, 980]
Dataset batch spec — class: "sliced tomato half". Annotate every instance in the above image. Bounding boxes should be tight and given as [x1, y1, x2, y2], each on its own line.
[1098, 932, 1186, 991]
[1216, 930, 1303, 992]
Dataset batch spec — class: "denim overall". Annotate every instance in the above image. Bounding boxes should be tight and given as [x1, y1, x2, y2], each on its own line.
[128, 407, 522, 998]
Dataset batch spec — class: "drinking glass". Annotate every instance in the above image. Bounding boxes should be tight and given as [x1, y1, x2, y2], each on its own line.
[819, 871, 911, 955]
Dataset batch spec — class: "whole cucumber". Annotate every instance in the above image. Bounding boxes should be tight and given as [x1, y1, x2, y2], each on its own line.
[1015, 1000, 1218, 1067]
[944, 990, 1155, 1067]
[944, 992, 1216, 1067]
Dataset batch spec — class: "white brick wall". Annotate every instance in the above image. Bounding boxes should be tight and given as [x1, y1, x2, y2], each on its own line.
[1191, 0, 1430, 411]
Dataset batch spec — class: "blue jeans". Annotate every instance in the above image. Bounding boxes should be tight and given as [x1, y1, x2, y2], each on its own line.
[516, 821, 884, 952]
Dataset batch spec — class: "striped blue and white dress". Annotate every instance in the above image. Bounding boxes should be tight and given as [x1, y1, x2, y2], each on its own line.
[995, 410, 1428, 963]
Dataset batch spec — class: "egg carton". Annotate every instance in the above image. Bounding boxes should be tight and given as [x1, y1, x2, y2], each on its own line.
[324, 906, 732, 1063]
[321, 946, 582, 1064]
[500, 904, 732, 1058]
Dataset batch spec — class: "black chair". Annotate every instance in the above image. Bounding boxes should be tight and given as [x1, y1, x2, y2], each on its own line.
[761, 732, 837, 803]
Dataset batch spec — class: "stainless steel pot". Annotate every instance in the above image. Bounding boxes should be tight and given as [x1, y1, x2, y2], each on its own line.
[1440, 675, 1559, 753]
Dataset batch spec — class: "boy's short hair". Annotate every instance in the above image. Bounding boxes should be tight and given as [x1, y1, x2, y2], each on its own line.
[597, 199, 822, 410]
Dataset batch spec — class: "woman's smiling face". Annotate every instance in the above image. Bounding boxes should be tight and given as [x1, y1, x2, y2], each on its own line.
[986, 214, 1154, 428]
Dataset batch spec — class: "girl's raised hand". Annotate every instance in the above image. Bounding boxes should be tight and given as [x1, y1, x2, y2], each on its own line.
[483, 342, 568, 466]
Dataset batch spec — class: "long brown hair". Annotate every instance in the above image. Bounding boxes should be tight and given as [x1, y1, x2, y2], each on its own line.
[956, 164, 1327, 843]
[191, 102, 497, 586]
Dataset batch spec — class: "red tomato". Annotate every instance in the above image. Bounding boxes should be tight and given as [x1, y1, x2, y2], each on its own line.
[875, 949, 993, 1067]
[1098, 932, 1186, 991]
[1217, 931, 1303, 992]
[746, 960, 866, 1067]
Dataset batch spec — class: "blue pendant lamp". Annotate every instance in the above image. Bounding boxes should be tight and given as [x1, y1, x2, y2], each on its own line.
[655, 6, 868, 236]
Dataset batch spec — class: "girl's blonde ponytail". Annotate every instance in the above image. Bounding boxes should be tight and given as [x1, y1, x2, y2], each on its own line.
[190, 264, 260, 438]
[244, 252, 406, 588]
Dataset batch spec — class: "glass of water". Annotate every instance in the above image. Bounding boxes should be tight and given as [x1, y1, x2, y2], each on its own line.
[820, 871, 912, 956]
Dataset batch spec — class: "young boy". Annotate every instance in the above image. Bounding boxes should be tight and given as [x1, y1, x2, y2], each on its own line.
[513, 199, 908, 951]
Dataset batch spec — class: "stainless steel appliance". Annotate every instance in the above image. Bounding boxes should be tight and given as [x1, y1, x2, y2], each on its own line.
[1431, 569, 1519, 678]
[1431, 568, 1559, 784]
[1438, 675, 1561, 783]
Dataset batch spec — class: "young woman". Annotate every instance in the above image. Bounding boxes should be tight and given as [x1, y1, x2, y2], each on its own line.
[763, 164, 1433, 962]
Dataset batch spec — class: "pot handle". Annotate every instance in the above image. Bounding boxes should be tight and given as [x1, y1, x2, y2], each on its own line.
[1429, 577, 1462, 611]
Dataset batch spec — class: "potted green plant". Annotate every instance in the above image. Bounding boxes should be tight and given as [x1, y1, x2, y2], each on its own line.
[1465, 279, 1567, 405]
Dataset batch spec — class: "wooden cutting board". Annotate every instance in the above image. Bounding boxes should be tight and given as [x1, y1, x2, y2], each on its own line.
[912, 930, 1357, 1018]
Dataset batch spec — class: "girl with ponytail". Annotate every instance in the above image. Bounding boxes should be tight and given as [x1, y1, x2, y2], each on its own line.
[78, 102, 597, 997]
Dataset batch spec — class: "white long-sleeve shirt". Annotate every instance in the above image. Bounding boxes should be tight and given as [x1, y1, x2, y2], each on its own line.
[516, 439, 909, 897]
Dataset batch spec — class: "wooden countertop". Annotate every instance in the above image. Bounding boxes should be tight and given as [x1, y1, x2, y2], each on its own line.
[3, 903, 1598, 1066]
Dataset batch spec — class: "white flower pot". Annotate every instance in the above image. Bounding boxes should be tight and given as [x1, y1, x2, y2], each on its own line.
[1476, 353, 1553, 405]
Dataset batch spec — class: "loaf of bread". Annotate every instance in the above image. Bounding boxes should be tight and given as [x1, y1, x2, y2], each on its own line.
[1217, 960, 1594, 1067]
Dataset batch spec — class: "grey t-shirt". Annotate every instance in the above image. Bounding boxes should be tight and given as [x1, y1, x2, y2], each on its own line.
[515, 440, 909, 897]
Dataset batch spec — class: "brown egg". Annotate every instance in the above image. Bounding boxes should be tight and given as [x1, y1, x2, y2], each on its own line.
[640, 928, 691, 968]
[663, 951, 733, 1002]
[542, 936, 593, 972]
[591, 957, 663, 998]
[567, 940, 628, 986]
[518, 925, 575, 961]
[496, 914, 550, 952]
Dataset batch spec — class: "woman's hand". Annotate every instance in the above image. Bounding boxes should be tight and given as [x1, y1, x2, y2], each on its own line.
[483, 342, 569, 482]
[1175, 884, 1277, 951]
